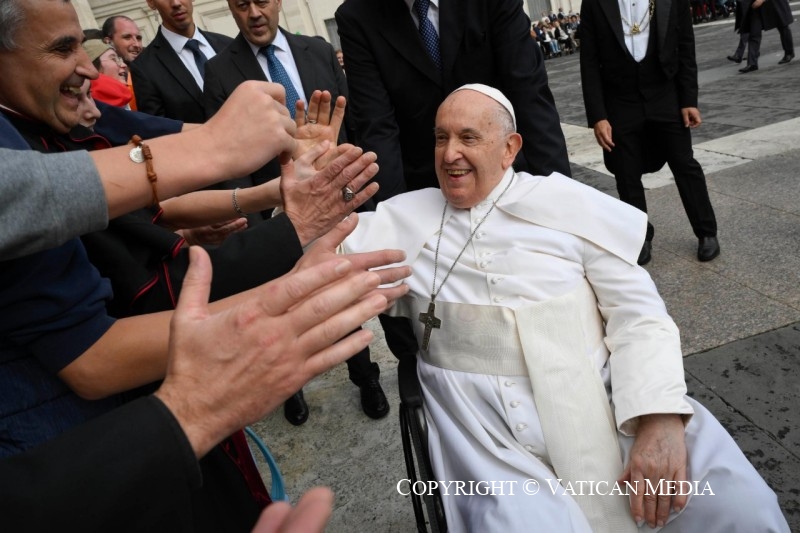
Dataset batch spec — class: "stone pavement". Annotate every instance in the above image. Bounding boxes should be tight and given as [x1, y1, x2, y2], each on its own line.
[248, 13, 800, 531]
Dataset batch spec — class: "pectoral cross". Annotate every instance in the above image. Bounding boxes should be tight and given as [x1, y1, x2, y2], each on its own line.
[418, 299, 441, 351]
[631, 23, 641, 34]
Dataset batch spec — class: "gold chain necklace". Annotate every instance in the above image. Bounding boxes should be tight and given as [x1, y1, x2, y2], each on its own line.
[417, 176, 514, 350]
[621, 0, 655, 36]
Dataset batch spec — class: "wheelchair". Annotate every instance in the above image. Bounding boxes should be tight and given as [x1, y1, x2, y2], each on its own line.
[397, 354, 448, 532]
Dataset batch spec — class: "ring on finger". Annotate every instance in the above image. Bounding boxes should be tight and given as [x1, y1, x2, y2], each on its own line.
[342, 186, 355, 202]
[307, 119, 318, 125]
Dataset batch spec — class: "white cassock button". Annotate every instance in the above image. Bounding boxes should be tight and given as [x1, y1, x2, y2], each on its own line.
[515, 423, 527, 432]
[474, 217, 483, 225]
[510, 401, 520, 408]
[480, 261, 488, 268]
[504, 380, 515, 387]
[493, 296, 504, 303]
[475, 231, 486, 240]
[524, 445, 534, 452]
[491, 276, 504, 285]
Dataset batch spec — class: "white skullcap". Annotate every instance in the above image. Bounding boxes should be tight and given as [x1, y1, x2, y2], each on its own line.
[450, 83, 517, 131]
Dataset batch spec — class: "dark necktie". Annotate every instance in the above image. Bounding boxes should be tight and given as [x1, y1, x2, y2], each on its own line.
[261, 45, 300, 118]
[413, 0, 442, 69]
[184, 39, 208, 78]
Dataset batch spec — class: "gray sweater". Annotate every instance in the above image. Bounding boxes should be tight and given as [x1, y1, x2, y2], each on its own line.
[0, 148, 107, 260]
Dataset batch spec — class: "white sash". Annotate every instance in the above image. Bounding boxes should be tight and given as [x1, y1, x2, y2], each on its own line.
[416, 280, 638, 533]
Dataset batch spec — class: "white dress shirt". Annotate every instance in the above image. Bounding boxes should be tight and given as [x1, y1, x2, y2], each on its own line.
[160, 26, 217, 89]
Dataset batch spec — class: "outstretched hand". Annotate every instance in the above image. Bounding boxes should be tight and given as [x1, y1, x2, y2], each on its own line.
[293, 213, 411, 308]
[293, 90, 347, 168]
[282, 143, 379, 246]
[155, 246, 391, 458]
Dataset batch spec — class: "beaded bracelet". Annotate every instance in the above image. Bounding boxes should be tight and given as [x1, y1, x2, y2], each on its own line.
[129, 135, 160, 207]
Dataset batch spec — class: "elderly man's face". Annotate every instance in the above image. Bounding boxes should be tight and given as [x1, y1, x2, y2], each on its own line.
[107, 18, 143, 63]
[228, 0, 282, 47]
[433, 91, 521, 209]
[0, 0, 97, 134]
[148, 0, 195, 37]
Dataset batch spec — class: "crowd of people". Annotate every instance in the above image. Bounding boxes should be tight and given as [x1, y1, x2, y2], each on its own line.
[531, 11, 581, 59]
[0, 0, 791, 531]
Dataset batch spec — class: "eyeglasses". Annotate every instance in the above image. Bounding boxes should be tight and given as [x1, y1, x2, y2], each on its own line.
[102, 54, 125, 66]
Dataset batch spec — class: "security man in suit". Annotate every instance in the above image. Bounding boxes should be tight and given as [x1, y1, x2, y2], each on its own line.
[580, 0, 720, 265]
[203, 0, 389, 426]
[130, 0, 232, 123]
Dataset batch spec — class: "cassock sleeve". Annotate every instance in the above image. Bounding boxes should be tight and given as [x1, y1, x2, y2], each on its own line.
[582, 239, 694, 435]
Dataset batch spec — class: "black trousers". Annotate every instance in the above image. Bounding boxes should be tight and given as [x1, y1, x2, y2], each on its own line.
[747, 11, 794, 67]
[605, 92, 718, 242]
[345, 342, 380, 386]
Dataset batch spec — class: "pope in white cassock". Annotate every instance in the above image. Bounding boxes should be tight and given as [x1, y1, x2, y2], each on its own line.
[342, 84, 789, 532]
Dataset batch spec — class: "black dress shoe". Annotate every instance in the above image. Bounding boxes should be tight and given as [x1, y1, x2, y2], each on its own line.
[697, 236, 720, 262]
[739, 64, 758, 73]
[637, 241, 652, 266]
[284, 391, 309, 426]
[778, 53, 794, 64]
[727, 55, 742, 63]
[359, 379, 389, 419]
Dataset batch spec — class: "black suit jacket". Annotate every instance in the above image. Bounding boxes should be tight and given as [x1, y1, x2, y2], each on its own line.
[580, 0, 699, 127]
[2, 396, 202, 532]
[203, 30, 349, 192]
[335, 0, 570, 202]
[131, 27, 233, 123]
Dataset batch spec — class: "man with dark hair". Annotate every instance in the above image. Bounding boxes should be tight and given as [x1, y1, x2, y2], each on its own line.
[131, 0, 232, 122]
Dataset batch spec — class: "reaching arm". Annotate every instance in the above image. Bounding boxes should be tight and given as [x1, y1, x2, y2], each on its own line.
[96, 81, 297, 221]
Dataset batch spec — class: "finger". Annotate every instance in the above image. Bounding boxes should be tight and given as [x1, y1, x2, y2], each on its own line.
[304, 213, 360, 256]
[349, 181, 379, 211]
[672, 464, 689, 513]
[174, 247, 213, 321]
[642, 476, 658, 528]
[252, 501, 292, 533]
[306, 90, 322, 123]
[317, 144, 364, 180]
[371, 265, 412, 286]
[368, 282, 411, 308]
[294, 100, 307, 129]
[287, 270, 382, 335]
[628, 467, 646, 526]
[344, 160, 379, 195]
[285, 487, 334, 532]
[257, 258, 354, 317]
[299, 295, 387, 376]
[343, 248, 408, 273]
[329, 95, 346, 134]
[316, 91, 333, 125]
